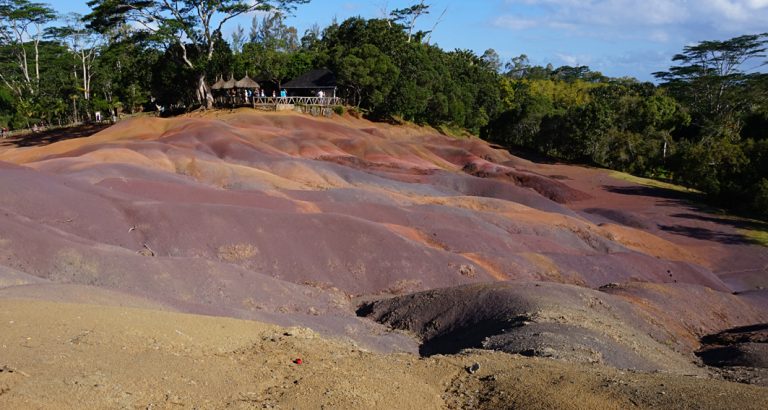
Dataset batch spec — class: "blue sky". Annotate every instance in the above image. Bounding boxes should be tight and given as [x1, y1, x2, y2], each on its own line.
[47, 0, 768, 81]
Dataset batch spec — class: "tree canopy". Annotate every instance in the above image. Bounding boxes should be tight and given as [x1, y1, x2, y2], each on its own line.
[85, 0, 309, 107]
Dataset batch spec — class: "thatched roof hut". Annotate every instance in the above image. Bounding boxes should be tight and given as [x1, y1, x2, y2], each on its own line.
[211, 75, 226, 90]
[219, 75, 236, 90]
[235, 73, 260, 90]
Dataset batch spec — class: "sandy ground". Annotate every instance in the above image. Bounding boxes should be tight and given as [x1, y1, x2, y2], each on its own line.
[1, 299, 767, 410]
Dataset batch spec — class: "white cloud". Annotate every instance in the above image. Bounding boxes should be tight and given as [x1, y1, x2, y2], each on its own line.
[649, 30, 670, 43]
[499, 0, 768, 32]
[493, 0, 768, 80]
[493, 16, 540, 30]
[555, 52, 592, 66]
[341, 2, 362, 12]
[705, 0, 749, 20]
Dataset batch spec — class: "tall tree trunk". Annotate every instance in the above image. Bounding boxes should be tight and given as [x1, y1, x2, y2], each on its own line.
[81, 51, 90, 100]
[179, 44, 212, 110]
[34, 24, 41, 87]
[14, 25, 31, 86]
[21, 44, 30, 86]
[196, 74, 213, 109]
[72, 98, 78, 123]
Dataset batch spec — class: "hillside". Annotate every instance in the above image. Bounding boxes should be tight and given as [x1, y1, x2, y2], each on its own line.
[1, 110, 767, 408]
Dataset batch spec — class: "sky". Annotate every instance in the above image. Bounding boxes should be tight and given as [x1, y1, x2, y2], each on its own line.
[46, 0, 768, 81]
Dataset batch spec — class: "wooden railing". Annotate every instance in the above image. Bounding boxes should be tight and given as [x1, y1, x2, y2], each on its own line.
[212, 95, 343, 117]
[251, 96, 342, 106]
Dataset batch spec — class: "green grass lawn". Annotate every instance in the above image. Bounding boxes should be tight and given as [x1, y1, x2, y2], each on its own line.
[608, 171, 767, 247]
[608, 171, 701, 194]
[741, 229, 768, 247]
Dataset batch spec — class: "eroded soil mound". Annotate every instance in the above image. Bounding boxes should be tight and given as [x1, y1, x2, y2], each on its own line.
[699, 324, 768, 368]
[359, 281, 768, 373]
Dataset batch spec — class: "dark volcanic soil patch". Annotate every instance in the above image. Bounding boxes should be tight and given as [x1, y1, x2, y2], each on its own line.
[359, 281, 733, 373]
[697, 324, 768, 386]
[699, 324, 768, 368]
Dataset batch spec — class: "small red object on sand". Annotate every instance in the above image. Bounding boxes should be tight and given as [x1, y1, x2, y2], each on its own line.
[294, 358, 303, 365]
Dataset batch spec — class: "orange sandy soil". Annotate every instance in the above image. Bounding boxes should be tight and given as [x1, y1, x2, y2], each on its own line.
[0, 109, 766, 408]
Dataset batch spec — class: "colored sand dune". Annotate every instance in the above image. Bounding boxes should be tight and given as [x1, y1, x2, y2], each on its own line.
[1, 110, 767, 407]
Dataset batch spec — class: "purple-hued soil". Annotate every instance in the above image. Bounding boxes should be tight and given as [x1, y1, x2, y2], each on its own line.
[0, 110, 766, 363]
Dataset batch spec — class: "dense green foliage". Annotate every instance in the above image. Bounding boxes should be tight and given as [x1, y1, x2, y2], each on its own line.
[484, 35, 768, 218]
[653, 34, 768, 214]
[485, 75, 688, 174]
[0, 0, 765, 218]
[316, 17, 502, 130]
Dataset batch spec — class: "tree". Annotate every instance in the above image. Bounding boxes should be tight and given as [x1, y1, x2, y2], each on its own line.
[654, 33, 768, 139]
[0, 38, 74, 127]
[389, 1, 429, 43]
[653, 33, 768, 214]
[552, 65, 606, 83]
[46, 13, 103, 104]
[241, 11, 299, 89]
[0, 0, 56, 96]
[85, 0, 310, 109]
[249, 11, 298, 51]
[505, 54, 530, 79]
[300, 23, 320, 50]
[336, 43, 399, 108]
[481, 48, 501, 73]
[318, 16, 502, 129]
[94, 29, 160, 114]
[230, 24, 244, 53]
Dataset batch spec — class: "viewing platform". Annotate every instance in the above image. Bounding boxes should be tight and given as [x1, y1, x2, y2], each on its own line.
[212, 69, 342, 116]
[250, 96, 343, 116]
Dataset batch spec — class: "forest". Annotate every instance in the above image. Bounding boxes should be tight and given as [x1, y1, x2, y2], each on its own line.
[0, 0, 766, 218]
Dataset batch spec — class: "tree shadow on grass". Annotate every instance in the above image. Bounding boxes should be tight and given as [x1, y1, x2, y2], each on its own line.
[0, 123, 110, 148]
[603, 185, 765, 246]
[603, 185, 702, 203]
[657, 224, 758, 245]
[669, 213, 768, 232]
[504, 146, 561, 165]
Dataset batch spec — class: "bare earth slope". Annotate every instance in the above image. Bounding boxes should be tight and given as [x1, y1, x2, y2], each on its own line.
[1, 110, 767, 407]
